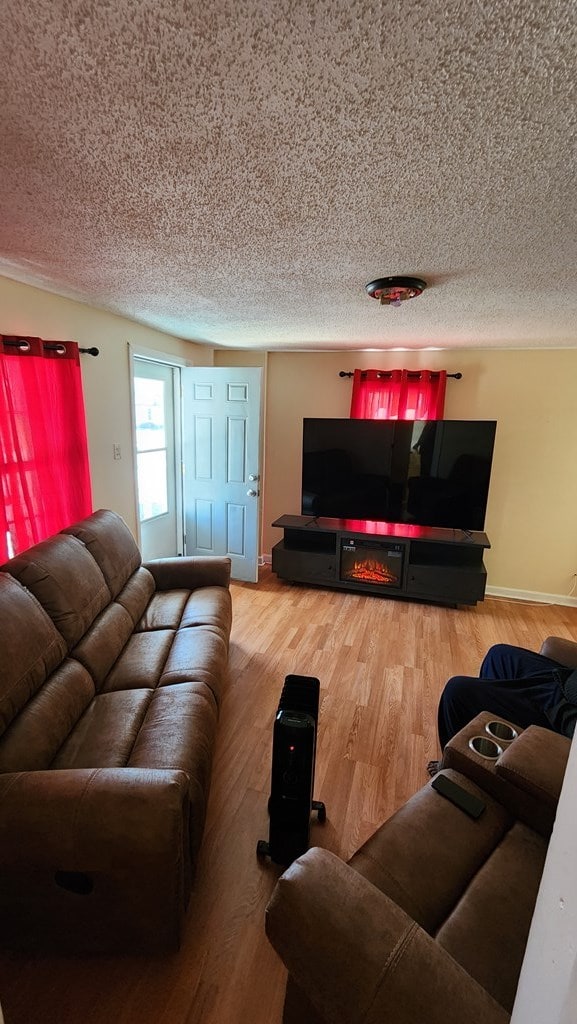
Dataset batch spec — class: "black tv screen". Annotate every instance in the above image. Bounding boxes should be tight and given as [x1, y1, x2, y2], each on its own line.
[301, 418, 497, 531]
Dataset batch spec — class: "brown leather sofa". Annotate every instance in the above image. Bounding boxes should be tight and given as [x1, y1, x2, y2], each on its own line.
[0, 509, 232, 952]
[266, 702, 573, 1024]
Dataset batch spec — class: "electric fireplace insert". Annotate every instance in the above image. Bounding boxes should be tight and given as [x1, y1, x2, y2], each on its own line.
[340, 537, 406, 589]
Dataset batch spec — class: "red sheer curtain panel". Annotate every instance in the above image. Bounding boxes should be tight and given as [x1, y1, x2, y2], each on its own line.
[0, 335, 93, 561]
[350, 369, 447, 420]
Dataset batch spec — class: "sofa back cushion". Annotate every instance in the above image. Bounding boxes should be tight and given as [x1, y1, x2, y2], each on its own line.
[2, 534, 110, 648]
[62, 509, 142, 598]
[115, 567, 156, 626]
[0, 573, 68, 739]
[0, 658, 96, 771]
[71, 602, 137, 689]
[435, 819, 547, 1012]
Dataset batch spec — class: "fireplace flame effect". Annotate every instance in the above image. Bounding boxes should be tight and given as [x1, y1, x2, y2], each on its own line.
[344, 558, 399, 585]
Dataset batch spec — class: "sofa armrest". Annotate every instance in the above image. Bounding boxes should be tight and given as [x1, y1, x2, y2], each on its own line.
[539, 635, 577, 668]
[0, 767, 191, 951]
[265, 848, 509, 1024]
[0, 766, 189, 867]
[144, 555, 231, 591]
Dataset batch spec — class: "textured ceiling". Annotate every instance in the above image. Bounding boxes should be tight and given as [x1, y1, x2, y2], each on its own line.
[1, 0, 576, 350]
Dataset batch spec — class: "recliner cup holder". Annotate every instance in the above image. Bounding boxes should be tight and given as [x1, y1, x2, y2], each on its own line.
[485, 720, 518, 743]
[468, 735, 503, 759]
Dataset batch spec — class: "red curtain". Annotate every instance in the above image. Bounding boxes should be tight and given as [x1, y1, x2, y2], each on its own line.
[0, 336, 93, 560]
[350, 369, 447, 420]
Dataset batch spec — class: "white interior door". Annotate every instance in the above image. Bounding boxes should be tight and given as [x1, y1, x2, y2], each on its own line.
[181, 366, 262, 582]
[133, 358, 182, 559]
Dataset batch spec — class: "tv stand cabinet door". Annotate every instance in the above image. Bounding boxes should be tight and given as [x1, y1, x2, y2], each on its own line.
[272, 541, 338, 584]
[405, 563, 487, 605]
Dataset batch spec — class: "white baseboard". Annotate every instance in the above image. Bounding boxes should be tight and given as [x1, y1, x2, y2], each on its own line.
[486, 586, 577, 608]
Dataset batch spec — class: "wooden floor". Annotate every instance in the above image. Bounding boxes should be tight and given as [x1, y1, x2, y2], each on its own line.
[1, 567, 577, 1024]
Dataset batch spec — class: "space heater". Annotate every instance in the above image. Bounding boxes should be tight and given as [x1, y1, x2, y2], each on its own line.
[257, 674, 326, 866]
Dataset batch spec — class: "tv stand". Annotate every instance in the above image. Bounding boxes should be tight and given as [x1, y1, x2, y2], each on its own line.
[271, 515, 490, 607]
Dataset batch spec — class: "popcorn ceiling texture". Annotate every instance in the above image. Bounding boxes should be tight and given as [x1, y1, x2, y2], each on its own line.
[1, 0, 576, 349]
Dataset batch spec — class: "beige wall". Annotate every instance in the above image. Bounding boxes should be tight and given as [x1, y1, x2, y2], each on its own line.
[261, 350, 577, 601]
[0, 276, 213, 534]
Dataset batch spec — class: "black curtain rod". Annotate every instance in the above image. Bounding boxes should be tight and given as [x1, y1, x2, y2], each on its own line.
[2, 337, 99, 356]
[339, 370, 462, 379]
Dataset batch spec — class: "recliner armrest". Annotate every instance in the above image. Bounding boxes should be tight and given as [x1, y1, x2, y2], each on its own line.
[265, 847, 508, 1024]
[539, 635, 577, 668]
[496, 725, 571, 809]
[443, 715, 570, 836]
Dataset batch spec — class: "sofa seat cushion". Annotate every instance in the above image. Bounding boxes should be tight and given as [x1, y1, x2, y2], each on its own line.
[136, 587, 232, 641]
[100, 630, 177, 693]
[128, 682, 219, 858]
[129, 682, 217, 793]
[51, 690, 153, 768]
[349, 770, 513, 934]
[435, 821, 547, 1011]
[137, 590, 190, 631]
[97, 618, 229, 703]
[159, 627, 229, 703]
[180, 587, 233, 640]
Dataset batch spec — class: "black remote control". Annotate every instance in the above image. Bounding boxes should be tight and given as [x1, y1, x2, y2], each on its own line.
[431, 774, 486, 819]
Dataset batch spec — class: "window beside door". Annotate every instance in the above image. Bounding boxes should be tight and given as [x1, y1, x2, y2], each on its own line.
[134, 376, 169, 521]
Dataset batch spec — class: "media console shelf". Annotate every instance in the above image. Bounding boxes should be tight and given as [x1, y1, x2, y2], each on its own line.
[271, 515, 490, 607]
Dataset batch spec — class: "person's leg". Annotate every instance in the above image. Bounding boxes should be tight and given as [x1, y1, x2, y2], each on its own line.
[437, 673, 555, 750]
[480, 643, 565, 681]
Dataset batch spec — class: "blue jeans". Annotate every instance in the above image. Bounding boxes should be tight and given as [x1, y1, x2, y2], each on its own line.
[437, 643, 567, 749]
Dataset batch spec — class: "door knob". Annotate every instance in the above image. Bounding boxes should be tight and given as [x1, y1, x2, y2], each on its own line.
[247, 489, 259, 497]
[249, 474, 260, 481]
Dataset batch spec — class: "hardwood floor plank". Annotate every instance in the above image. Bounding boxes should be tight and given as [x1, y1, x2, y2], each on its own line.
[0, 567, 576, 1024]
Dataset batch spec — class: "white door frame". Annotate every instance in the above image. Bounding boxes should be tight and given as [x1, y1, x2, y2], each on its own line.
[129, 349, 264, 576]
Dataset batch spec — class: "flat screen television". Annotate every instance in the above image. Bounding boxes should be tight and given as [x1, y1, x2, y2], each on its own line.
[301, 418, 497, 531]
